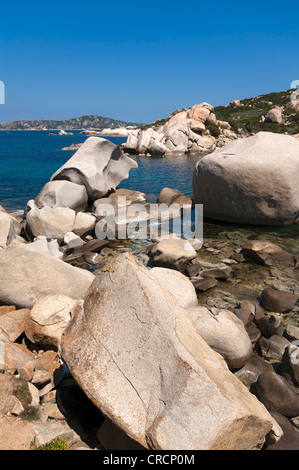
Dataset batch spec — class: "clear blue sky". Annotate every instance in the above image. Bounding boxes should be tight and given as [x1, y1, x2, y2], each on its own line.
[0, 0, 298, 124]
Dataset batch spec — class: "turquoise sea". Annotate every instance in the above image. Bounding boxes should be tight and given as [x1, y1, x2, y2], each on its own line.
[0, 130, 298, 250]
[0, 130, 200, 210]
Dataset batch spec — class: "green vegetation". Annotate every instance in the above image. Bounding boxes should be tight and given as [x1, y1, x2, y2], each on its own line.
[206, 124, 221, 138]
[13, 380, 39, 422]
[32, 436, 68, 450]
[214, 89, 299, 136]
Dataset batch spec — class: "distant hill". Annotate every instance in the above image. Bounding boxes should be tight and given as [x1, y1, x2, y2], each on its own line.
[0, 114, 142, 131]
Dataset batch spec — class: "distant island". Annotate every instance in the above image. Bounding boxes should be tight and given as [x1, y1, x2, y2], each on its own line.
[0, 114, 142, 131]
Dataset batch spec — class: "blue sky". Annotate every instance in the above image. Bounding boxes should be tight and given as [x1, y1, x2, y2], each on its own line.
[0, 0, 298, 124]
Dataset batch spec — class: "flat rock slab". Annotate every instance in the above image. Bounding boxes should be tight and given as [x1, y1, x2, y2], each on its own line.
[0, 243, 94, 308]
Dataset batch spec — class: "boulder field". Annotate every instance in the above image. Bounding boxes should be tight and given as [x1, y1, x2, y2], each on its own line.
[0, 132, 299, 450]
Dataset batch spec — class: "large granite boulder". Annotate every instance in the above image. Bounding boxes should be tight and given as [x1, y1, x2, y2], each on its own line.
[0, 243, 94, 309]
[34, 180, 88, 212]
[193, 132, 299, 225]
[60, 253, 276, 450]
[51, 137, 138, 201]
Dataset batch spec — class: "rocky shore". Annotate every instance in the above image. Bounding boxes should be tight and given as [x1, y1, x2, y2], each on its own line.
[0, 133, 298, 450]
[121, 102, 239, 157]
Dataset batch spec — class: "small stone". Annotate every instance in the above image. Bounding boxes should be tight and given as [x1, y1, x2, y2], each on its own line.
[262, 287, 298, 313]
[258, 335, 291, 362]
[31, 369, 52, 388]
[229, 253, 245, 263]
[285, 324, 299, 341]
[192, 278, 217, 292]
[43, 402, 65, 420]
[201, 266, 232, 280]
[254, 308, 284, 338]
[11, 396, 24, 416]
[185, 262, 203, 277]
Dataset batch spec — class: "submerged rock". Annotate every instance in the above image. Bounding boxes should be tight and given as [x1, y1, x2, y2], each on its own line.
[242, 240, 297, 267]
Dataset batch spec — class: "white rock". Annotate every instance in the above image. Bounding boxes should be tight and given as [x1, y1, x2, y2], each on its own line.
[151, 267, 198, 310]
[187, 307, 253, 369]
[0, 243, 95, 308]
[25, 203, 76, 240]
[34, 180, 88, 212]
[74, 212, 96, 237]
[25, 294, 80, 348]
[193, 132, 299, 225]
[51, 137, 138, 201]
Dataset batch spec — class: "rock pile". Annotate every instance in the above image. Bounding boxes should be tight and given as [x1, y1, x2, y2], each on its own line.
[121, 103, 238, 156]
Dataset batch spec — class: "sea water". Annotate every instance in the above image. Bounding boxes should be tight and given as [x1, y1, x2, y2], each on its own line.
[0, 130, 298, 252]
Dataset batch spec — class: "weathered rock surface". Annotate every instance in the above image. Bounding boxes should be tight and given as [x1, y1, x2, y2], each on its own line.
[60, 253, 275, 450]
[0, 243, 94, 308]
[25, 202, 76, 241]
[193, 132, 299, 225]
[51, 137, 138, 201]
[150, 267, 198, 310]
[0, 206, 21, 250]
[192, 278, 217, 292]
[0, 307, 30, 342]
[242, 240, 297, 267]
[157, 187, 193, 208]
[25, 295, 80, 349]
[186, 306, 253, 369]
[34, 180, 88, 212]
